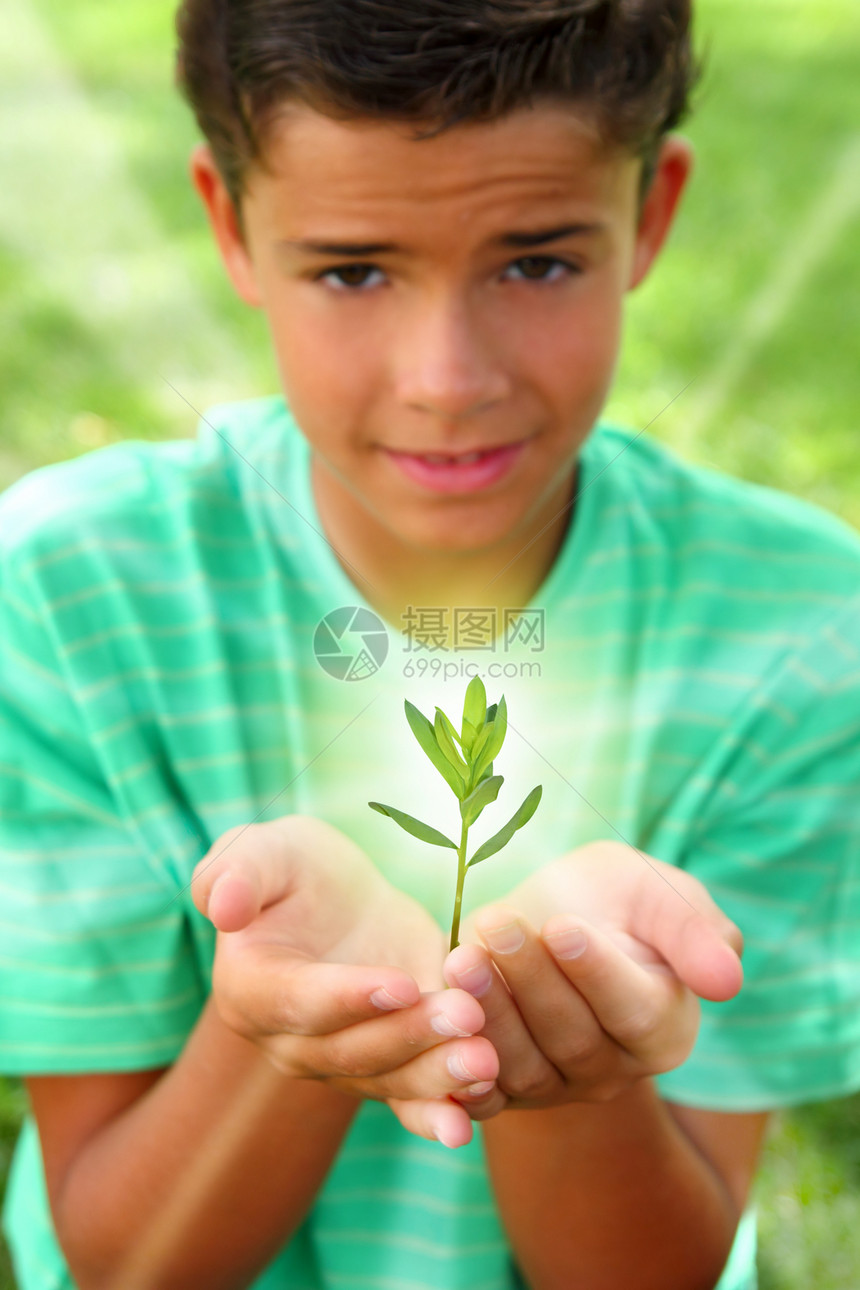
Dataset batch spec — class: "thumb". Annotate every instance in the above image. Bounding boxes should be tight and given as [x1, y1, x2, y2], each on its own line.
[191, 822, 290, 932]
[669, 907, 744, 1003]
[633, 858, 745, 1003]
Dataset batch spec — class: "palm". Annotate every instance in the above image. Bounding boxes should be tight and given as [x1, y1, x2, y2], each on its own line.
[458, 842, 669, 969]
[210, 816, 450, 993]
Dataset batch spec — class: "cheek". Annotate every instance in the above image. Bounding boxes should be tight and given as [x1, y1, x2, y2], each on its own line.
[569, 271, 625, 359]
[266, 293, 378, 419]
[524, 298, 622, 408]
[574, 307, 623, 387]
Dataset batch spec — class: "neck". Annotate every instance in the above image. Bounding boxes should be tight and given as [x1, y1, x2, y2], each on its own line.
[310, 457, 578, 642]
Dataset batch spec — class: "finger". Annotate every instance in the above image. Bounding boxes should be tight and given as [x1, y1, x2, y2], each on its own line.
[279, 984, 493, 1082]
[468, 906, 622, 1087]
[192, 825, 283, 930]
[443, 938, 563, 1103]
[632, 865, 745, 1002]
[323, 1030, 500, 1120]
[448, 1081, 510, 1122]
[538, 913, 699, 1068]
[192, 817, 322, 930]
[216, 944, 427, 1038]
[321, 1018, 499, 1094]
[206, 866, 266, 931]
[386, 1095, 477, 1149]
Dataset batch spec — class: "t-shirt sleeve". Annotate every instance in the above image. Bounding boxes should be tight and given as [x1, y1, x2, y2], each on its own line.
[655, 595, 860, 1111]
[0, 539, 206, 1076]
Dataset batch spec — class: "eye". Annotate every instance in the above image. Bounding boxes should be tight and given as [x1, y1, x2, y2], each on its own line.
[316, 263, 385, 291]
[505, 256, 577, 284]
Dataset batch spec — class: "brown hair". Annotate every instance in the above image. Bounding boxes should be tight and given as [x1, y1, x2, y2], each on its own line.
[175, 1, 702, 218]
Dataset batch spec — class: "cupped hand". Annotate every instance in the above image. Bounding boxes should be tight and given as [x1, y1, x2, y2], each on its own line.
[191, 814, 500, 1146]
[438, 840, 744, 1120]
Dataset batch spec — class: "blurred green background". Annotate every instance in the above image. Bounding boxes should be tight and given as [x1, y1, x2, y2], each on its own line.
[1, 0, 859, 1286]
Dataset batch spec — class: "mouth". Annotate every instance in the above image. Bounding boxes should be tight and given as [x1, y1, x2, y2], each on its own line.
[381, 438, 530, 494]
[387, 443, 519, 464]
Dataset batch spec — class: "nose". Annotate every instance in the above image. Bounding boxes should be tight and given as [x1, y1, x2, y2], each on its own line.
[393, 290, 511, 420]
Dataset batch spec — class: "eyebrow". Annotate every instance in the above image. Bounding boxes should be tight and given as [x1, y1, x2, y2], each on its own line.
[280, 222, 606, 257]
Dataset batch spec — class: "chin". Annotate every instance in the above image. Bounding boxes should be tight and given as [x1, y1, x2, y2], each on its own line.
[396, 514, 513, 555]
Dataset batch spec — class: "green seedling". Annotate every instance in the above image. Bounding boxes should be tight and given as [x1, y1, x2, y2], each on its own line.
[369, 675, 543, 952]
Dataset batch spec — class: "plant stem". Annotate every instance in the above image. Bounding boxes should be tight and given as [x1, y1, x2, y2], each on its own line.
[449, 815, 470, 953]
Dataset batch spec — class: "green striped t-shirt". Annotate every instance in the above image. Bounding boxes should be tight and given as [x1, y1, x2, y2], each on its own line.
[2, 394, 860, 1290]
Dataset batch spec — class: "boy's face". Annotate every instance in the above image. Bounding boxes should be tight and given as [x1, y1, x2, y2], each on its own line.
[192, 102, 691, 605]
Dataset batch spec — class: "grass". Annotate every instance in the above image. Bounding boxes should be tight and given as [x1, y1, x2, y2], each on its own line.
[1, 2, 859, 1287]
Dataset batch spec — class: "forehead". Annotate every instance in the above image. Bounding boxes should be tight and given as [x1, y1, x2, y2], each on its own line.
[246, 101, 640, 230]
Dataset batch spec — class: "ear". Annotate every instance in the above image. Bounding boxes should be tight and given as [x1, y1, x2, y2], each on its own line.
[188, 142, 262, 308]
[627, 135, 695, 291]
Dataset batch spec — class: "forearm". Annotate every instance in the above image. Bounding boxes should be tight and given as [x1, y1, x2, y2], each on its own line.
[57, 994, 362, 1290]
[482, 1079, 738, 1290]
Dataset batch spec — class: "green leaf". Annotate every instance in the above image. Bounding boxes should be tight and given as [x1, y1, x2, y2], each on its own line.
[463, 722, 492, 794]
[436, 707, 464, 750]
[460, 774, 504, 828]
[473, 760, 495, 789]
[404, 700, 467, 799]
[466, 783, 543, 868]
[472, 694, 507, 782]
[469, 721, 492, 766]
[462, 676, 486, 740]
[434, 710, 469, 783]
[485, 703, 498, 725]
[368, 802, 458, 850]
[460, 717, 481, 757]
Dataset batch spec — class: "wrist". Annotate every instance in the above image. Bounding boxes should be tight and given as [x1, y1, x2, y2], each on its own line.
[480, 1079, 739, 1290]
[204, 994, 363, 1114]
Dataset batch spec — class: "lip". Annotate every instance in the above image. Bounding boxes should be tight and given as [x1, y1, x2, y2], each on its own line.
[388, 442, 519, 457]
[382, 439, 529, 494]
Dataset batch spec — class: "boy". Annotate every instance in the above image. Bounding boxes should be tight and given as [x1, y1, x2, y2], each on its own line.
[1, 2, 859, 1289]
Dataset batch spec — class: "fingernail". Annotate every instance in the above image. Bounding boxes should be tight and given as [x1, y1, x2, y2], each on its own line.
[447, 1050, 478, 1082]
[453, 962, 493, 997]
[431, 1013, 473, 1037]
[465, 1080, 495, 1097]
[370, 987, 409, 1011]
[545, 926, 587, 959]
[483, 921, 524, 954]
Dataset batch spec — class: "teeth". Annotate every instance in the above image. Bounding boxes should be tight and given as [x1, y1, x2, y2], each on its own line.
[421, 451, 485, 465]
